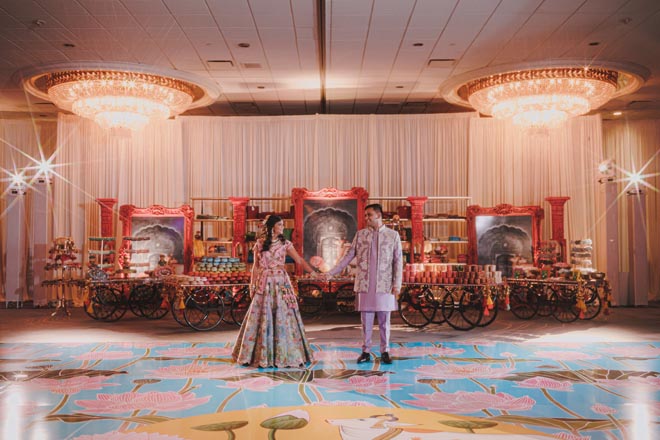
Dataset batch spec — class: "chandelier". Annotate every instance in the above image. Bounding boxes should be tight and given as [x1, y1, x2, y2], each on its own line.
[440, 61, 648, 129]
[21, 63, 220, 131]
[467, 68, 618, 128]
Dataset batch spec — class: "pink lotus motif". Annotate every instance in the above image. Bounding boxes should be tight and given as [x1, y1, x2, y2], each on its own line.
[311, 400, 375, 407]
[74, 351, 135, 361]
[403, 391, 535, 413]
[591, 403, 617, 415]
[553, 432, 591, 440]
[312, 351, 360, 362]
[147, 362, 239, 379]
[74, 432, 186, 440]
[601, 346, 660, 357]
[532, 351, 600, 361]
[411, 363, 513, 379]
[516, 376, 573, 391]
[221, 377, 283, 392]
[390, 346, 465, 357]
[156, 347, 233, 357]
[75, 391, 210, 414]
[651, 401, 660, 416]
[30, 376, 119, 395]
[313, 375, 407, 395]
[597, 376, 660, 389]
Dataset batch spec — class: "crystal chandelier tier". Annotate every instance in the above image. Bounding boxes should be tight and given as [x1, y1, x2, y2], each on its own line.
[20, 63, 220, 131]
[466, 68, 618, 128]
[440, 61, 648, 129]
[45, 70, 195, 131]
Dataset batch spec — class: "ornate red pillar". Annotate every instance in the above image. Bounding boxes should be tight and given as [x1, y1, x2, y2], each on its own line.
[229, 197, 250, 261]
[545, 196, 570, 262]
[96, 198, 117, 238]
[406, 196, 428, 263]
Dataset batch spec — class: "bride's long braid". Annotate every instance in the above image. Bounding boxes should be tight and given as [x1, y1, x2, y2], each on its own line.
[261, 215, 285, 252]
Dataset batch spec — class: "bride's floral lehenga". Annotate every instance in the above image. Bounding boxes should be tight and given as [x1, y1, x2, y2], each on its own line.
[232, 239, 313, 368]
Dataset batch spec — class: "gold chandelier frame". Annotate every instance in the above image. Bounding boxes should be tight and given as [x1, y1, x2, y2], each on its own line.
[20, 62, 220, 130]
[440, 60, 649, 127]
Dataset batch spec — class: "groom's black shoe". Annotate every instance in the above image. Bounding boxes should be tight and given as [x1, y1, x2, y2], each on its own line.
[357, 352, 371, 363]
[381, 352, 392, 364]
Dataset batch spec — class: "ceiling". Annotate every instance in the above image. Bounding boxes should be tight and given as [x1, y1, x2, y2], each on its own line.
[1, 0, 659, 120]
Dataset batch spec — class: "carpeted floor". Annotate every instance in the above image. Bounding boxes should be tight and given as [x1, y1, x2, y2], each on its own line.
[1, 306, 659, 439]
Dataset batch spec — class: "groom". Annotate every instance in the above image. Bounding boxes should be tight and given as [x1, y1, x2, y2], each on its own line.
[324, 204, 403, 364]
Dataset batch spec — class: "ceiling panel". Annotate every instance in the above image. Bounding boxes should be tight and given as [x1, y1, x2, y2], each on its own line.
[176, 14, 218, 29]
[0, 0, 656, 117]
[76, 0, 129, 15]
[121, 0, 170, 16]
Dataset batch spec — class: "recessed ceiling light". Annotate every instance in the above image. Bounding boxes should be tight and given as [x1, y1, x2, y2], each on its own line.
[238, 42, 250, 48]
[612, 111, 622, 116]
[413, 43, 424, 47]
[63, 43, 76, 48]
[33, 19, 46, 27]
[257, 86, 265, 89]
[588, 42, 600, 46]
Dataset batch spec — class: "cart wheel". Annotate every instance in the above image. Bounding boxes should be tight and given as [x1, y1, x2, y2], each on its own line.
[536, 285, 558, 317]
[230, 287, 252, 326]
[220, 288, 235, 324]
[170, 293, 188, 327]
[297, 283, 324, 317]
[133, 284, 169, 319]
[427, 286, 446, 324]
[336, 285, 358, 314]
[184, 288, 224, 331]
[551, 291, 580, 323]
[398, 286, 435, 328]
[509, 284, 539, 320]
[460, 287, 498, 327]
[441, 289, 478, 331]
[128, 284, 150, 317]
[581, 285, 602, 320]
[84, 286, 122, 321]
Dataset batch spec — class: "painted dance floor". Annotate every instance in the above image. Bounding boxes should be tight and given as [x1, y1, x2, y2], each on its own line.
[2, 337, 659, 439]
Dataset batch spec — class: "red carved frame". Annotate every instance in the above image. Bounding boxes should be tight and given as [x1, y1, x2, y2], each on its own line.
[119, 204, 194, 273]
[466, 204, 544, 266]
[291, 187, 369, 275]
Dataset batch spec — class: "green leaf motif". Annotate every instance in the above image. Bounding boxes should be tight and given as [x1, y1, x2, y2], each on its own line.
[439, 420, 498, 431]
[193, 421, 249, 431]
[42, 412, 171, 425]
[0, 368, 127, 382]
[491, 415, 630, 432]
[502, 369, 659, 383]
[260, 415, 308, 430]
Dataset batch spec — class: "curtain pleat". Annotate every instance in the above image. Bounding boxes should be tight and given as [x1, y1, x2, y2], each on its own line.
[603, 120, 660, 301]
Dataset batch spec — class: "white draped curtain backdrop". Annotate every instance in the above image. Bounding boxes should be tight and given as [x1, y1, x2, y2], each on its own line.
[1, 114, 657, 302]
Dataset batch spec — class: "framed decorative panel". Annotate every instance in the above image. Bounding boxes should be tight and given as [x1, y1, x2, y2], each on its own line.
[466, 204, 544, 277]
[119, 204, 194, 273]
[291, 187, 368, 275]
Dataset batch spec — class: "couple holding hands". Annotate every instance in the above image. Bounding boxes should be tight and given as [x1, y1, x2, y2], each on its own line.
[232, 204, 403, 368]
